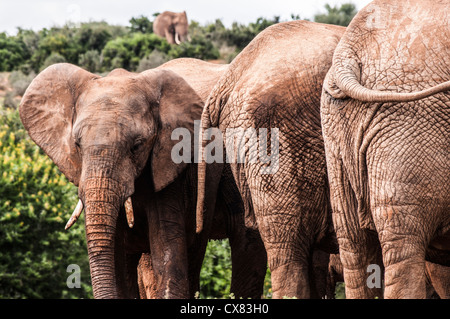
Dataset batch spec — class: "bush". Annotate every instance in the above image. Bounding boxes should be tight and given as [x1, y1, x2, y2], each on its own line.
[102, 33, 170, 71]
[40, 53, 66, 71]
[136, 50, 169, 72]
[199, 240, 232, 298]
[168, 35, 220, 61]
[8, 70, 36, 96]
[78, 50, 102, 73]
[199, 239, 272, 299]
[0, 33, 29, 71]
[0, 105, 92, 298]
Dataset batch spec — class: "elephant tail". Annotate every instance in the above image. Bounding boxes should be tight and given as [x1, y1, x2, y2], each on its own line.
[324, 59, 450, 103]
[196, 74, 230, 233]
[196, 109, 208, 233]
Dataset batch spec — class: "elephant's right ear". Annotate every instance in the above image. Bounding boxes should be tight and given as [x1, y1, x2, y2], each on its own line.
[19, 63, 99, 186]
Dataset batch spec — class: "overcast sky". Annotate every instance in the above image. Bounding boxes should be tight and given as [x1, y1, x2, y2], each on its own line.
[0, 0, 373, 35]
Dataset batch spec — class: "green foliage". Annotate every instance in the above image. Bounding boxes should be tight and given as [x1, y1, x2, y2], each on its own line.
[0, 105, 92, 298]
[136, 50, 170, 72]
[8, 71, 35, 96]
[75, 22, 113, 53]
[40, 52, 67, 71]
[0, 33, 29, 72]
[78, 50, 102, 73]
[314, 3, 357, 26]
[199, 240, 272, 299]
[199, 240, 233, 298]
[101, 33, 170, 70]
[129, 15, 153, 34]
[335, 282, 346, 299]
[215, 16, 280, 50]
[168, 35, 220, 61]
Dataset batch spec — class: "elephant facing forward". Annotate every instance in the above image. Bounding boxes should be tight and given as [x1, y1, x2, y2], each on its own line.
[19, 58, 267, 299]
[153, 11, 190, 45]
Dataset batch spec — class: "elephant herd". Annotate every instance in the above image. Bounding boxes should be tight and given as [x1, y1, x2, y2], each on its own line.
[19, 0, 449, 299]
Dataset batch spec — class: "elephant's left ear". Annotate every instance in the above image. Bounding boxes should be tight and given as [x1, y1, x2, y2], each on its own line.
[139, 69, 203, 192]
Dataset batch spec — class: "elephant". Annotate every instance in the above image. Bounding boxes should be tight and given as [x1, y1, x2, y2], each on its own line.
[196, 20, 346, 298]
[19, 58, 267, 299]
[153, 11, 190, 45]
[321, 0, 450, 298]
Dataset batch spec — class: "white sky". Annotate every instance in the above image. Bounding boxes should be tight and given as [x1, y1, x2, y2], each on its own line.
[0, 0, 373, 35]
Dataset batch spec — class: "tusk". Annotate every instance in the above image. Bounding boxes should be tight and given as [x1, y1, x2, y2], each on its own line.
[125, 197, 134, 228]
[175, 32, 181, 45]
[65, 199, 83, 230]
[187, 34, 191, 41]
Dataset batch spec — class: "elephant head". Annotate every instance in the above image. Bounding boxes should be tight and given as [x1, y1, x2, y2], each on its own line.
[19, 63, 203, 298]
[172, 11, 190, 44]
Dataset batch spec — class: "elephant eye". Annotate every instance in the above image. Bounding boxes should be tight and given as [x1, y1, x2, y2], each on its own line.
[131, 140, 143, 154]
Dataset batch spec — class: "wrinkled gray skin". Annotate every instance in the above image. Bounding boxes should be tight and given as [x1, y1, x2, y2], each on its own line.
[20, 59, 267, 299]
[326, 254, 448, 298]
[153, 11, 190, 45]
[321, 0, 450, 299]
[197, 21, 346, 298]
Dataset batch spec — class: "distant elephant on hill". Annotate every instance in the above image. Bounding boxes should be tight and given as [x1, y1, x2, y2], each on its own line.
[153, 11, 190, 45]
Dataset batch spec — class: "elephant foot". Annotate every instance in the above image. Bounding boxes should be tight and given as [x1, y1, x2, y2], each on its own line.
[384, 257, 426, 299]
[271, 262, 310, 299]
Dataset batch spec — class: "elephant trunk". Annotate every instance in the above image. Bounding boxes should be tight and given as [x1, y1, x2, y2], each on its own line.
[325, 52, 450, 102]
[83, 176, 121, 299]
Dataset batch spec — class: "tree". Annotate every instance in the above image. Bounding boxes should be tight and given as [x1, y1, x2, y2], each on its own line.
[129, 15, 153, 34]
[75, 22, 112, 52]
[314, 3, 357, 26]
[0, 105, 92, 298]
[0, 33, 29, 71]
[219, 16, 280, 50]
[101, 33, 170, 71]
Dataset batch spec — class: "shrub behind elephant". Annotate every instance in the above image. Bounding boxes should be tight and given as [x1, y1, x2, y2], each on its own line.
[19, 59, 267, 299]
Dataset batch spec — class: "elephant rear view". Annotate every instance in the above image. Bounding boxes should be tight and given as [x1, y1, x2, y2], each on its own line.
[197, 21, 346, 298]
[321, 0, 450, 298]
[153, 11, 190, 45]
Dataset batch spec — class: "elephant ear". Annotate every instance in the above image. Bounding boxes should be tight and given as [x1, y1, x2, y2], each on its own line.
[139, 69, 203, 192]
[19, 63, 99, 186]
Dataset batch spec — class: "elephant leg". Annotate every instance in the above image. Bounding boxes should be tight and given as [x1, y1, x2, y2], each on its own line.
[113, 213, 141, 298]
[327, 154, 382, 299]
[186, 235, 209, 298]
[147, 182, 190, 299]
[255, 205, 313, 298]
[137, 253, 157, 299]
[374, 205, 428, 299]
[245, 173, 317, 298]
[425, 261, 450, 299]
[268, 245, 311, 299]
[309, 249, 330, 299]
[165, 29, 176, 44]
[229, 227, 267, 299]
